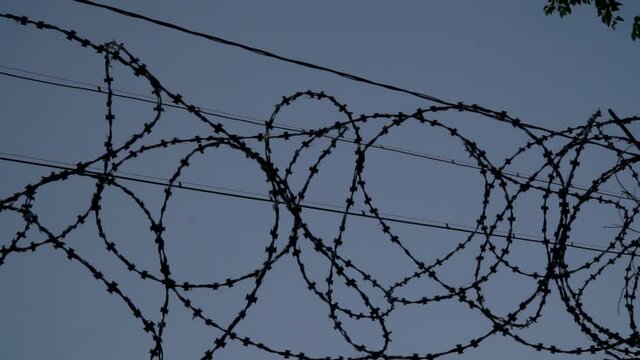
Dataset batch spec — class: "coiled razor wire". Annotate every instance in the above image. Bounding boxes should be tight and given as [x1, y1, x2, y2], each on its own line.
[2, 14, 640, 360]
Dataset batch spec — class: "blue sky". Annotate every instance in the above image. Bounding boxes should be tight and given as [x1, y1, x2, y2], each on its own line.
[1, 1, 640, 359]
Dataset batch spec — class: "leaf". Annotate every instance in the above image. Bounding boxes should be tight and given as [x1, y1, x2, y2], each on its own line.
[632, 16, 640, 40]
[544, 4, 556, 15]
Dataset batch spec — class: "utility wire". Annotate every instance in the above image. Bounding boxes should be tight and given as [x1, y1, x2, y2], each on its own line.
[72, 0, 449, 104]
[0, 152, 631, 256]
[71, 0, 636, 143]
[0, 66, 628, 201]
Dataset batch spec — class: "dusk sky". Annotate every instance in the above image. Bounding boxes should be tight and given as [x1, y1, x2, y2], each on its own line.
[2, 1, 640, 359]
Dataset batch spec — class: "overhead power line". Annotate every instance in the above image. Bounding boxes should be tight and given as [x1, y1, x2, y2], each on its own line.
[0, 66, 628, 201]
[72, 0, 637, 144]
[0, 152, 630, 256]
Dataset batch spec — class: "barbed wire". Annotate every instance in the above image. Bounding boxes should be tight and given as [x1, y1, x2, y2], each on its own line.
[2, 13, 640, 360]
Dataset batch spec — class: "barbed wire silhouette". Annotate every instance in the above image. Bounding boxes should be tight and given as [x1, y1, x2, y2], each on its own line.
[2, 13, 640, 360]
